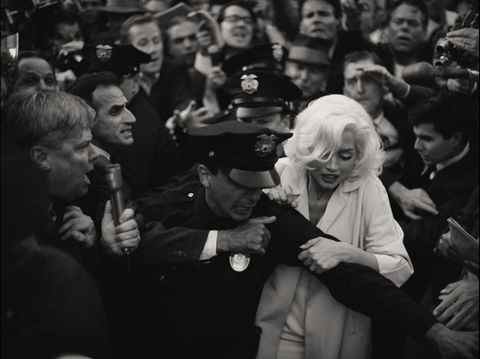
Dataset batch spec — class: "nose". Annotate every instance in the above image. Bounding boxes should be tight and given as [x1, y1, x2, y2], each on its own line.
[414, 138, 422, 151]
[355, 78, 364, 93]
[124, 108, 136, 123]
[326, 155, 339, 171]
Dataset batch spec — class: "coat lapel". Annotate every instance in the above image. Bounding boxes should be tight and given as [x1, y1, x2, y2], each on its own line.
[319, 185, 349, 232]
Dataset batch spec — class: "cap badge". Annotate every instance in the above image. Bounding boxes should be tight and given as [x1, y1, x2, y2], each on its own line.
[241, 74, 259, 95]
[96, 44, 113, 62]
[272, 44, 284, 62]
[254, 134, 277, 157]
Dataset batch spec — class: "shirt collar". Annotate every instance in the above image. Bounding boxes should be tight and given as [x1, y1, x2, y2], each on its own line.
[372, 111, 385, 128]
[436, 142, 470, 172]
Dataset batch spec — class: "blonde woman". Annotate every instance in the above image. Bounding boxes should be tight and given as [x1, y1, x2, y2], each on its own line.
[256, 95, 413, 359]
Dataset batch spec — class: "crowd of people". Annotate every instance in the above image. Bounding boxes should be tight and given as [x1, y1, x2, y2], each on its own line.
[1, 0, 478, 358]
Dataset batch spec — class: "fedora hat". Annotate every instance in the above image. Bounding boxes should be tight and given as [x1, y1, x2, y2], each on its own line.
[95, 0, 145, 14]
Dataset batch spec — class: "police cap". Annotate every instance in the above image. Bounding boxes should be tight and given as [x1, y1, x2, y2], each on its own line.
[186, 120, 292, 188]
[88, 44, 151, 77]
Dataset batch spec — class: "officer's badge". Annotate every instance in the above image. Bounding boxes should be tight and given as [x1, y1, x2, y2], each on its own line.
[272, 44, 284, 62]
[254, 134, 277, 157]
[96, 44, 113, 62]
[229, 253, 250, 272]
[241, 74, 259, 95]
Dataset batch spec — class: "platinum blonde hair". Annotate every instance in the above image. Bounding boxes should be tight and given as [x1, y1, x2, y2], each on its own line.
[285, 94, 384, 180]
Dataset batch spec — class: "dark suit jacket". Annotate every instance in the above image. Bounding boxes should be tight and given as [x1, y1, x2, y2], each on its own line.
[134, 168, 436, 358]
[114, 89, 183, 198]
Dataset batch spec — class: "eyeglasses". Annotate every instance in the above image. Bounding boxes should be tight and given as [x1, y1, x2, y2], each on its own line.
[223, 15, 254, 25]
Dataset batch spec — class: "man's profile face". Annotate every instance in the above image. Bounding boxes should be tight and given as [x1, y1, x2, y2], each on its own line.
[387, 4, 426, 54]
[53, 22, 83, 50]
[203, 168, 263, 222]
[343, 59, 384, 117]
[167, 20, 199, 67]
[46, 128, 94, 202]
[286, 61, 329, 99]
[92, 85, 136, 146]
[15, 57, 58, 92]
[413, 123, 461, 166]
[300, 0, 339, 41]
[358, 0, 377, 36]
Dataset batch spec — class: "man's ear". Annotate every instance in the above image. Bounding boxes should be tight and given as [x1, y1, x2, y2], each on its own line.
[197, 164, 212, 189]
[450, 131, 464, 148]
[30, 145, 51, 171]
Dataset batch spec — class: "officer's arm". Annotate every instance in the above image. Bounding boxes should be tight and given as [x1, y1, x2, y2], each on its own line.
[262, 196, 437, 341]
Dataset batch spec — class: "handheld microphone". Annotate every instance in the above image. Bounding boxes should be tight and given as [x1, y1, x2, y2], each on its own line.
[104, 163, 125, 226]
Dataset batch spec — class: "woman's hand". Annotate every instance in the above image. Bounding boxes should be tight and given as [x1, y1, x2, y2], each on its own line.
[298, 237, 354, 274]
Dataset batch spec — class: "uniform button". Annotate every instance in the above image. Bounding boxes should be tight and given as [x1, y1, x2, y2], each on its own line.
[159, 274, 166, 281]
[187, 192, 194, 198]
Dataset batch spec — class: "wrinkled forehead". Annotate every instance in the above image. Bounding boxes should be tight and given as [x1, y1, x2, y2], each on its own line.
[344, 59, 375, 79]
[18, 57, 53, 76]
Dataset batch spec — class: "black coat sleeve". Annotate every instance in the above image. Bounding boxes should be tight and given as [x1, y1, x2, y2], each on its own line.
[258, 196, 437, 340]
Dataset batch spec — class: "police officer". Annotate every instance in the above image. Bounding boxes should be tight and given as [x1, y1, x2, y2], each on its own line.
[134, 119, 476, 359]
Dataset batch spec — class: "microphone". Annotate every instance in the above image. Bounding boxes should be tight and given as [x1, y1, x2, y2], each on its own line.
[104, 163, 125, 226]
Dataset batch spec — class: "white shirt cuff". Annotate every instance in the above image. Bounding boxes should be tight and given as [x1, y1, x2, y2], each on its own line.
[200, 230, 218, 260]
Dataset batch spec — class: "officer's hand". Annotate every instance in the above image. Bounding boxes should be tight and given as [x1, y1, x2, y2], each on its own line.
[101, 201, 141, 256]
[59, 205, 96, 247]
[217, 216, 276, 255]
[264, 186, 299, 207]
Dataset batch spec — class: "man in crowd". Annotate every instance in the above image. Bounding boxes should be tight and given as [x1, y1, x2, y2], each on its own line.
[298, 0, 372, 92]
[85, 43, 183, 195]
[10, 52, 59, 93]
[285, 34, 331, 107]
[342, 50, 420, 191]
[379, 0, 433, 78]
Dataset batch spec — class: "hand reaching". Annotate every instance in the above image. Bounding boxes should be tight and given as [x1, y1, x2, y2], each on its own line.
[433, 275, 479, 330]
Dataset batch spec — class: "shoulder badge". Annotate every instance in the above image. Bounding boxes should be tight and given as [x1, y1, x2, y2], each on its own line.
[272, 44, 284, 62]
[254, 134, 277, 157]
[241, 74, 259, 95]
[96, 44, 113, 62]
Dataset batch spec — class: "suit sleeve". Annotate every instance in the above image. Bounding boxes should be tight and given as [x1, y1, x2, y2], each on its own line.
[260, 196, 436, 340]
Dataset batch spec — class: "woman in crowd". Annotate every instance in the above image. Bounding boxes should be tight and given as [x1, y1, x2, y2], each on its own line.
[255, 94, 413, 359]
